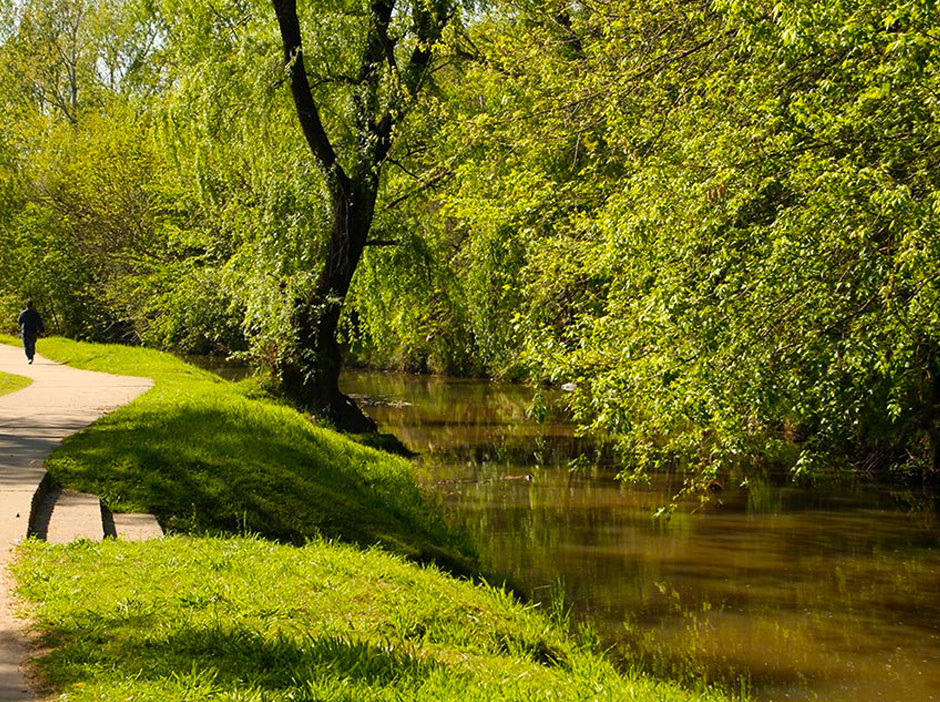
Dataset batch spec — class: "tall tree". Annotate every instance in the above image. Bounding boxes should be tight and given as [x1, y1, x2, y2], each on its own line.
[271, 0, 454, 429]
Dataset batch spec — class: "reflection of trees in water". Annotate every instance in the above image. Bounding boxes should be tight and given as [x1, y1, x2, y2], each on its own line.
[445, 473, 940, 701]
[344, 371, 535, 423]
[342, 370, 602, 466]
[617, 546, 940, 699]
[456, 476, 940, 699]
[341, 370, 940, 702]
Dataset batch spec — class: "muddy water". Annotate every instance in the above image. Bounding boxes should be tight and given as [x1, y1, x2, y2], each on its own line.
[342, 370, 940, 702]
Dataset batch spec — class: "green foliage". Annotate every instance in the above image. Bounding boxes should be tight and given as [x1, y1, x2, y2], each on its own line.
[422, 0, 940, 483]
[13, 535, 734, 701]
[0, 0, 245, 349]
[150, 0, 327, 357]
[1, 0, 938, 481]
[347, 210, 488, 374]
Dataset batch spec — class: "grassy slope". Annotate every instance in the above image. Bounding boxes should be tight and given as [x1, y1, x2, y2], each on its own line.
[0, 334, 471, 571]
[0, 370, 31, 397]
[3, 335, 737, 701]
[14, 536, 730, 702]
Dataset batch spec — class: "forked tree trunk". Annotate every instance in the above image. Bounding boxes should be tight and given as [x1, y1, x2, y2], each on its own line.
[272, 0, 445, 431]
[278, 179, 378, 432]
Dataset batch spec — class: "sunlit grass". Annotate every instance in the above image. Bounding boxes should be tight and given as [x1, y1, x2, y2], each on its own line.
[0, 370, 31, 397]
[14, 535, 734, 701]
[2, 335, 742, 700]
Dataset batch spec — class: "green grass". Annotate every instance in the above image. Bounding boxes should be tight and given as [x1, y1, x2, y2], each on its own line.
[0, 370, 31, 397]
[14, 535, 732, 701]
[0, 334, 472, 572]
[2, 335, 741, 701]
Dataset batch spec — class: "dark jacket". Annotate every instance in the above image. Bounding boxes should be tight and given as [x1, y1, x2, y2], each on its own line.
[17, 308, 44, 338]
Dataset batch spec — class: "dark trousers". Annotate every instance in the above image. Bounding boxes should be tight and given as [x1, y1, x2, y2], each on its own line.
[23, 333, 36, 361]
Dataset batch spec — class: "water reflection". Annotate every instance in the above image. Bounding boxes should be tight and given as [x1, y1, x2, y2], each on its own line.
[342, 370, 940, 702]
[181, 354, 252, 382]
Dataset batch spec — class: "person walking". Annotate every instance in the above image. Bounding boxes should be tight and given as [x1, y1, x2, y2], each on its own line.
[17, 300, 44, 364]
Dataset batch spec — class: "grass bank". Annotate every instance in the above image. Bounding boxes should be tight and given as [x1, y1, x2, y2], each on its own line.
[4, 336, 741, 701]
[0, 334, 471, 571]
[14, 536, 732, 701]
[0, 370, 31, 397]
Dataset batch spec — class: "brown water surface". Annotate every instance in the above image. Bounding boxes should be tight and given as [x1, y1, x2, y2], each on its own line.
[342, 370, 940, 702]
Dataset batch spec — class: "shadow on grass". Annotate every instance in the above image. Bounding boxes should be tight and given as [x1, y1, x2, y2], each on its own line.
[46, 402, 477, 575]
[38, 618, 442, 694]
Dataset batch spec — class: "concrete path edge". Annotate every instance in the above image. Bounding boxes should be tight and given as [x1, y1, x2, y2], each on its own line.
[0, 343, 154, 700]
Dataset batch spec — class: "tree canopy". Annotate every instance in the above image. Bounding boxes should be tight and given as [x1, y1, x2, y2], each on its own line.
[1, 0, 938, 483]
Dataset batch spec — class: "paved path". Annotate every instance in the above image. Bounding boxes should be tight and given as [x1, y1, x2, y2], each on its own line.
[0, 342, 153, 700]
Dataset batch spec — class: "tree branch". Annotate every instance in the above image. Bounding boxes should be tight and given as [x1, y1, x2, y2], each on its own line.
[387, 157, 420, 179]
[371, 0, 398, 74]
[402, 0, 452, 95]
[272, 0, 346, 183]
[386, 166, 454, 209]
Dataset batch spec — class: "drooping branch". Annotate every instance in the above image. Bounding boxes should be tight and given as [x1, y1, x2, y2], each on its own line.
[351, 0, 397, 170]
[272, 0, 346, 183]
[366, 0, 453, 167]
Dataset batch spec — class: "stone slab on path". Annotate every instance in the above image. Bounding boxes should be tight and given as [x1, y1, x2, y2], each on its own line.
[112, 513, 164, 541]
[31, 489, 106, 545]
[0, 342, 153, 700]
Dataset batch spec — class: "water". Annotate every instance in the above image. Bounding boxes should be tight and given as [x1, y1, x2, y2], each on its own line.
[341, 370, 940, 702]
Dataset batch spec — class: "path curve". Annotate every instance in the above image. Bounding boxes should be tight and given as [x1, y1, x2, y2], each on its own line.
[0, 342, 153, 700]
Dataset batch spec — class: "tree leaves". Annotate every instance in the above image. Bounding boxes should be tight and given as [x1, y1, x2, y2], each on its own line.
[417, 0, 940, 481]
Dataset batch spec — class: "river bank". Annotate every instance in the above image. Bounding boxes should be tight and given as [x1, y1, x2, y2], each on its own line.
[3, 337, 737, 701]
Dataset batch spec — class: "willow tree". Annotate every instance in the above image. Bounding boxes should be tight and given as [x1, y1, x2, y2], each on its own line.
[271, 0, 453, 430]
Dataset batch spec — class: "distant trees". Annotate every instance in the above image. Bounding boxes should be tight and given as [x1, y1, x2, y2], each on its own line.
[0, 0, 166, 339]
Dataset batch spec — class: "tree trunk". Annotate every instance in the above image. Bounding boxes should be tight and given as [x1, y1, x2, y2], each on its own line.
[272, 0, 443, 431]
[278, 179, 377, 433]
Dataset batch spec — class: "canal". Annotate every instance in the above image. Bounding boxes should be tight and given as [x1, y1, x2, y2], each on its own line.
[341, 370, 940, 702]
